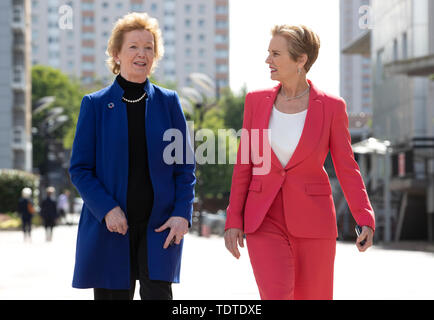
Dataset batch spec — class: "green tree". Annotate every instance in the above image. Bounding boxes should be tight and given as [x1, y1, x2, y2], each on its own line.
[31, 65, 85, 172]
[220, 86, 247, 131]
[190, 88, 247, 208]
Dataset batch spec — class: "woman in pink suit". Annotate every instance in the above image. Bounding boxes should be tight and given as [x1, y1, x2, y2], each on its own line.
[224, 25, 375, 300]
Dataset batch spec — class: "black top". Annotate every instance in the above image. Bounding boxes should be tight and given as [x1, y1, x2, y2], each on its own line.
[18, 198, 33, 221]
[40, 197, 58, 221]
[116, 74, 154, 225]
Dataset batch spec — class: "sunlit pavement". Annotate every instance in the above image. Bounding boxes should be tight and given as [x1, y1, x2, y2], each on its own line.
[1, 219, 434, 300]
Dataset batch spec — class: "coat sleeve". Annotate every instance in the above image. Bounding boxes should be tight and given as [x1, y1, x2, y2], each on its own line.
[169, 92, 196, 227]
[329, 98, 375, 231]
[69, 95, 120, 223]
[224, 92, 254, 231]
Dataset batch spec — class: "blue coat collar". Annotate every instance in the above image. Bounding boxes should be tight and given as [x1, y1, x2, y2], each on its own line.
[109, 76, 155, 102]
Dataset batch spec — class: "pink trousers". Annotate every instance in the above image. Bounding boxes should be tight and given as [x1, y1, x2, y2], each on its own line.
[245, 190, 336, 300]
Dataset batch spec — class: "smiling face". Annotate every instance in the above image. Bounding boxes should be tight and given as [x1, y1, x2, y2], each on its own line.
[115, 29, 155, 83]
[265, 35, 307, 82]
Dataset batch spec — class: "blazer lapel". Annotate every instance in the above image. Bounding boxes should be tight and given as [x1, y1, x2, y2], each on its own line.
[256, 84, 283, 170]
[285, 79, 324, 170]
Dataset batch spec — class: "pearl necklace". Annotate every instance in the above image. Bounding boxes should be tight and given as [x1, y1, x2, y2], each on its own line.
[280, 85, 310, 101]
[122, 92, 147, 104]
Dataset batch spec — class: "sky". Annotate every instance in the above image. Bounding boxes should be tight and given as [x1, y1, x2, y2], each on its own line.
[229, 0, 340, 96]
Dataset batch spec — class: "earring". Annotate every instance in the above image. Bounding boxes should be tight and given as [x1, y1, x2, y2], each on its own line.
[116, 60, 120, 65]
[297, 68, 302, 75]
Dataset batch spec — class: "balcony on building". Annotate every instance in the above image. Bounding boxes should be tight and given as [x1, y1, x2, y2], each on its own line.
[12, 65, 26, 91]
[384, 54, 434, 77]
[11, 0, 25, 32]
[11, 126, 26, 151]
[341, 30, 371, 56]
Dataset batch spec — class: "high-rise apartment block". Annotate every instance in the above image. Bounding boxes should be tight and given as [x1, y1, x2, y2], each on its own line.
[0, 0, 32, 171]
[31, 0, 229, 91]
[340, 0, 372, 115]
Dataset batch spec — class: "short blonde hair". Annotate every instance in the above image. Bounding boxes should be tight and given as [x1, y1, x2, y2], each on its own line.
[106, 12, 164, 74]
[272, 24, 320, 73]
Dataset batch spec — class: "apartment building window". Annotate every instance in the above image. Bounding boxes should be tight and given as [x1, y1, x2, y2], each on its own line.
[216, 20, 228, 29]
[82, 16, 94, 26]
[393, 38, 398, 61]
[199, 48, 205, 57]
[198, 4, 205, 14]
[82, 61, 95, 71]
[217, 64, 228, 73]
[13, 65, 24, 83]
[81, 46, 94, 55]
[215, 34, 228, 44]
[185, 4, 192, 13]
[185, 19, 191, 27]
[131, 4, 143, 11]
[185, 48, 191, 57]
[82, 32, 95, 40]
[151, 3, 158, 12]
[81, 2, 94, 10]
[102, 2, 108, 9]
[402, 32, 408, 59]
[216, 5, 228, 14]
[216, 49, 228, 58]
[185, 34, 191, 42]
[199, 34, 205, 42]
[376, 48, 384, 84]
[12, 5, 23, 23]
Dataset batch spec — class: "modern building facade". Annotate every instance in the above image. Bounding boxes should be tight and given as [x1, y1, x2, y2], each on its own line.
[343, 0, 434, 241]
[0, 0, 32, 172]
[31, 0, 229, 91]
[340, 0, 372, 115]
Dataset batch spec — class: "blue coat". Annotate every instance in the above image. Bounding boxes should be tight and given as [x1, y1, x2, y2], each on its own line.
[69, 79, 195, 289]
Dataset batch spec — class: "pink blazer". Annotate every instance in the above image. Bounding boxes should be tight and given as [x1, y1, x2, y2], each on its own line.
[225, 80, 375, 239]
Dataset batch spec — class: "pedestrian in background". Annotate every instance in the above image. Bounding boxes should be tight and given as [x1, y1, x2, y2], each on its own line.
[40, 186, 59, 242]
[69, 12, 195, 300]
[17, 187, 35, 242]
[57, 190, 70, 225]
[224, 24, 375, 300]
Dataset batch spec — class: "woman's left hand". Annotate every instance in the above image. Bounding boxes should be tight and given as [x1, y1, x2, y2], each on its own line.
[356, 226, 374, 252]
[155, 216, 189, 249]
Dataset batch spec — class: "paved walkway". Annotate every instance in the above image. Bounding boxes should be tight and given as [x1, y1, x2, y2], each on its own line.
[1, 222, 434, 300]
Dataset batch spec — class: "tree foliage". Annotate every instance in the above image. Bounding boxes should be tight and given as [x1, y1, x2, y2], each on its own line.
[31, 65, 85, 172]
[0, 169, 39, 213]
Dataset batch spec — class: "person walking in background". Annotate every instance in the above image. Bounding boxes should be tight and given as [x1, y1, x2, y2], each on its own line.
[224, 24, 375, 300]
[40, 186, 59, 242]
[57, 190, 70, 225]
[69, 12, 195, 300]
[17, 187, 35, 242]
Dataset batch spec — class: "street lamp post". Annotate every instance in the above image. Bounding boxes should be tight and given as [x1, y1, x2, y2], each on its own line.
[32, 100, 68, 195]
[179, 73, 218, 236]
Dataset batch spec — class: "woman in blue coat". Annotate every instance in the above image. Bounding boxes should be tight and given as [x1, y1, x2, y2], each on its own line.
[69, 12, 195, 300]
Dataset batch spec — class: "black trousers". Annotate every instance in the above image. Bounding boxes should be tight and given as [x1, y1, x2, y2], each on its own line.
[94, 223, 172, 300]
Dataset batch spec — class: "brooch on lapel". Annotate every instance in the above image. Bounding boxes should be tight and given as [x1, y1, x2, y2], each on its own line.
[107, 102, 115, 109]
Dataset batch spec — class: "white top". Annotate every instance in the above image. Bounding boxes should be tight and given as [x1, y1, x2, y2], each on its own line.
[268, 105, 308, 167]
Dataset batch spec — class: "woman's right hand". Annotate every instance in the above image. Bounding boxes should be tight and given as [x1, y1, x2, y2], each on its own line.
[105, 206, 128, 235]
[224, 228, 245, 259]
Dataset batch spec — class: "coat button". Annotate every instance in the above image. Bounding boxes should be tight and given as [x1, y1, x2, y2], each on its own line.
[280, 170, 286, 177]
